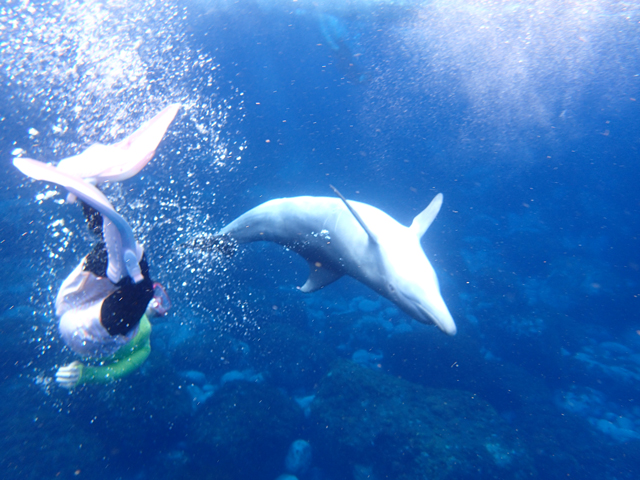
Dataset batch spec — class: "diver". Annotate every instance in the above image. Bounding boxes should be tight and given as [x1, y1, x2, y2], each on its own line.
[13, 104, 180, 388]
[53, 202, 171, 388]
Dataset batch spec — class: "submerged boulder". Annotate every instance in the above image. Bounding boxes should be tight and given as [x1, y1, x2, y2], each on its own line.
[284, 439, 312, 475]
[309, 361, 534, 480]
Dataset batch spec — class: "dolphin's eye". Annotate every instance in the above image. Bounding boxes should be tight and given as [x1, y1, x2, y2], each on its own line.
[388, 284, 395, 293]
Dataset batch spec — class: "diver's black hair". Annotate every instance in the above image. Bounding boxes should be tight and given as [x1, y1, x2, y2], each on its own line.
[82, 201, 103, 236]
[101, 254, 154, 336]
[81, 199, 109, 277]
[84, 240, 109, 278]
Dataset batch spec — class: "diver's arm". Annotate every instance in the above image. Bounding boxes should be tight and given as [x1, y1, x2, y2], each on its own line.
[56, 349, 151, 387]
[56, 316, 152, 388]
[78, 341, 150, 385]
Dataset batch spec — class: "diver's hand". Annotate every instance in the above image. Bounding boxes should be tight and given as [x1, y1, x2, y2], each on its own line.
[56, 361, 84, 389]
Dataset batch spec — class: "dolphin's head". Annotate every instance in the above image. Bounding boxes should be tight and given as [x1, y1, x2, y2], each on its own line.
[380, 238, 457, 336]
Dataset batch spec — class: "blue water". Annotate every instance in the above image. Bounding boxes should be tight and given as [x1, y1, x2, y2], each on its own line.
[1, 0, 640, 479]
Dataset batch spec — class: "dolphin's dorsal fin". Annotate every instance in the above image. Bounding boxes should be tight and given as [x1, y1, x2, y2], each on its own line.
[300, 262, 343, 292]
[409, 193, 443, 238]
[330, 185, 379, 244]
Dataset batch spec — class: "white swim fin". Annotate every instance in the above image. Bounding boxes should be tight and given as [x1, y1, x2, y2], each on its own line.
[56, 103, 181, 185]
[14, 157, 144, 284]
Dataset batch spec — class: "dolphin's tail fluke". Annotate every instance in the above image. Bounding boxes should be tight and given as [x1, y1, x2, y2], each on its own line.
[56, 103, 181, 185]
[13, 157, 144, 284]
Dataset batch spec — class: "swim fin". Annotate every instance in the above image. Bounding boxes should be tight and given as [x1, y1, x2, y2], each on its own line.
[14, 157, 144, 284]
[56, 103, 181, 185]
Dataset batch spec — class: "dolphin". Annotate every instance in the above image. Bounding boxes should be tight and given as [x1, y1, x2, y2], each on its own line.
[219, 188, 457, 335]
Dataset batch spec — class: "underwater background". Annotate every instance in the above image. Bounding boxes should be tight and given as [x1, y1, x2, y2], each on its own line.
[1, 0, 640, 478]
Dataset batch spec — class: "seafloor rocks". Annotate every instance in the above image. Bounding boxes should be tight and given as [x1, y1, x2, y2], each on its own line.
[157, 324, 255, 378]
[250, 321, 336, 392]
[0, 378, 107, 480]
[189, 380, 304, 479]
[309, 361, 534, 480]
[571, 340, 640, 387]
[556, 385, 640, 442]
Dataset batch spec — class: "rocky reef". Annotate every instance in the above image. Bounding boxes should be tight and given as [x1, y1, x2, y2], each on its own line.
[309, 360, 533, 480]
[188, 380, 304, 479]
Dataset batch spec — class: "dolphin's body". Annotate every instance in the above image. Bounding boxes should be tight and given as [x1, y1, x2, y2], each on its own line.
[220, 193, 457, 335]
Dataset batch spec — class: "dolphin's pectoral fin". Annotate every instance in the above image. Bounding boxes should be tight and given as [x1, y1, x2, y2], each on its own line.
[329, 185, 379, 244]
[300, 262, 343, 292]
[409, 193, 443, 238]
